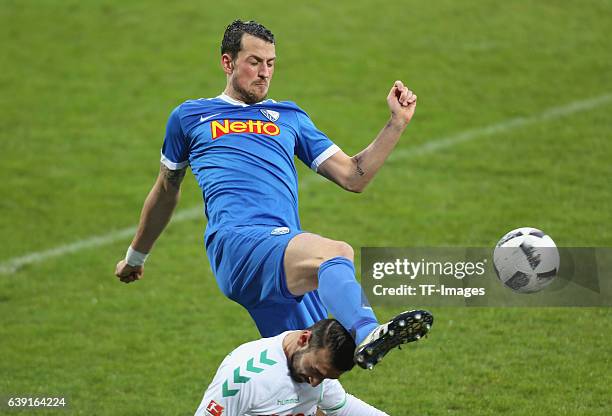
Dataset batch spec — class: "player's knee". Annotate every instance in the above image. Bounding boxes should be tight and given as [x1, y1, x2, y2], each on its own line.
[330, 240, 354, 262]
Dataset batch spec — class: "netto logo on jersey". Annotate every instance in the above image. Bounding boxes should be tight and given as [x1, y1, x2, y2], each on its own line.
[211, 119, 280, 140]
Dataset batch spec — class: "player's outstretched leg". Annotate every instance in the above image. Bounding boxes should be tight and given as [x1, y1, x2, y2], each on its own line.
[354, 309, 434, 370]
[284, 233, 434, 370]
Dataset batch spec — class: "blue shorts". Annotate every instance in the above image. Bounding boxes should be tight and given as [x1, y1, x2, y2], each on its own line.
[205, 225, 328, 337]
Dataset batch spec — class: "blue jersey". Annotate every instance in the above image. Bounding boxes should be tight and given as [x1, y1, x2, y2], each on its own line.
[160, 94, 339, 243]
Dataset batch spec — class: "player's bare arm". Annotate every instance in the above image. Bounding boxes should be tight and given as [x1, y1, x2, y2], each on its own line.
[115, 163, 186, 283]
[317, 80, 417, 193]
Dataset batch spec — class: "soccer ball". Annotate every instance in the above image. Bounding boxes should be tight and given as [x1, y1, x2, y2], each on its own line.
[493, 227, 560, 293]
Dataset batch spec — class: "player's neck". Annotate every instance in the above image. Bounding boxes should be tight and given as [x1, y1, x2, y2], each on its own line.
[282, 331, 301, 359]
[222, 87, 249, 105]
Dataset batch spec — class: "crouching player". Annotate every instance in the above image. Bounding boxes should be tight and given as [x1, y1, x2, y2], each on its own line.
[195, 319, 401, 416]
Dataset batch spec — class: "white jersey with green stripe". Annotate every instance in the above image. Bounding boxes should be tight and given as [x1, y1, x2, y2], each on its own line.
[194, 331, 347, 416]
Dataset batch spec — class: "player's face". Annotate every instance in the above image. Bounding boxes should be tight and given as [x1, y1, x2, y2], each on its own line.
[289, 347, 343, 388]
[225, 34, 276, 104]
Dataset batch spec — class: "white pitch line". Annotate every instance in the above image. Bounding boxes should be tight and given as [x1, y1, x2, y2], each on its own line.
[1, 93, 611, 274]
[390, 93, 612, 160]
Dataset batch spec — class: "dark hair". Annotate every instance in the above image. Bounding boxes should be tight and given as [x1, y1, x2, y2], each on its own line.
[307, 319, 356, 372]
[221, 19, 275, 59]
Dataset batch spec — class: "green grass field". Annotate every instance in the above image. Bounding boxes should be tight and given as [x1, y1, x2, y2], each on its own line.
[1, 0, 611, 414]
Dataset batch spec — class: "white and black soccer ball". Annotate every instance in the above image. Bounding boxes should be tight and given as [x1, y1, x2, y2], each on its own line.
[493, 227, 560, 294]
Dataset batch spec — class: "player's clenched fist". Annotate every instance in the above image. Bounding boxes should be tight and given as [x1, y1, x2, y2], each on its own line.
[387, 80, 417, 127]
[115, 260, 143, 284]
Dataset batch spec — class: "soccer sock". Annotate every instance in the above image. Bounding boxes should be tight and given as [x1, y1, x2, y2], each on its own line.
[317, 256, 379, 345]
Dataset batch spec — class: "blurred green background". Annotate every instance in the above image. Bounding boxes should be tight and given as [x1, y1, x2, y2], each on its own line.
[1, 0, 611, 414]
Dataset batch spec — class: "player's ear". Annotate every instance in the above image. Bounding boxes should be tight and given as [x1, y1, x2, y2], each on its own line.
[221, 54, 234, 74]
[298, 330, 312, 347]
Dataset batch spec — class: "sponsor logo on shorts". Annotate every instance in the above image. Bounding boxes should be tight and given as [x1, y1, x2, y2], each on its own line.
[206, 400, 224, 416]
[211, 119, 280, 140]
[271, 227, 290, 236]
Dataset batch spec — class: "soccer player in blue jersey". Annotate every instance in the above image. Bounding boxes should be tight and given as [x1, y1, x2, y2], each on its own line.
[115, 20, 432, 369]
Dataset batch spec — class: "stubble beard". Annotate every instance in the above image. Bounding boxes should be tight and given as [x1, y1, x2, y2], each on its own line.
[231, 77, 268, 104]
[288, 350, 307, 384]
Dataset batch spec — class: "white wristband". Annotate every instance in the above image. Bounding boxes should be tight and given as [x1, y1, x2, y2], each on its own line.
[125, 246, 149, 267]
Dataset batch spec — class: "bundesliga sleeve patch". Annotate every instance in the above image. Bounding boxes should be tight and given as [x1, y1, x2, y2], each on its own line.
[206, 400, 224, 416]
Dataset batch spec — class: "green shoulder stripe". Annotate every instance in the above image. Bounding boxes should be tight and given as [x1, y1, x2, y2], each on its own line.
[221, 349, 278, 398]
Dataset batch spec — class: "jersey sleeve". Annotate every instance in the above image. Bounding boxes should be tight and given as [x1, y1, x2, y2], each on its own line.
[318, 379, 348, 414]
[332, 394, 389, 416]
[160, 106, 190, 170]
[294, 109, 340, 172]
